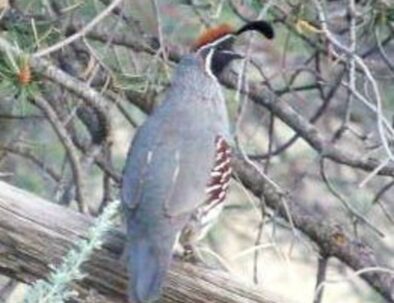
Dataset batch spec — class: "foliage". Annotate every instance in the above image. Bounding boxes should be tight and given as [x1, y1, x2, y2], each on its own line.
[22, 200, 120, 303]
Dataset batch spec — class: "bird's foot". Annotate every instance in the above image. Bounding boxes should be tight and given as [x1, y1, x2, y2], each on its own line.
[173, 242, 206, 266]
[182, 244, 203, 264]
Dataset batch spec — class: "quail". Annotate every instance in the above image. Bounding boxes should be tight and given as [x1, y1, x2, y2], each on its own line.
[121, 20, 274, 303]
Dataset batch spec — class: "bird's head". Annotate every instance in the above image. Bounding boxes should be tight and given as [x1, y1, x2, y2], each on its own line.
[192, 20, 275, 77]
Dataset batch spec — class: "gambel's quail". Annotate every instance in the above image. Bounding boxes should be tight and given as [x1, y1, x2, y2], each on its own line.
[121, 20, 274, 303]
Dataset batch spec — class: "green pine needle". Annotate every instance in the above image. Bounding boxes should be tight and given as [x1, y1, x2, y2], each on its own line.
[22, 200, 120, 303]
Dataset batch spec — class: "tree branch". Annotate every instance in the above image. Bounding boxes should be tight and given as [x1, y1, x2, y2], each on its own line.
[0, 37, 112, 145]
[232, 157, 394, 302]
[69, 19, 394, 178]
[33, 0, 125, 58]
[0, 180, 294, 303]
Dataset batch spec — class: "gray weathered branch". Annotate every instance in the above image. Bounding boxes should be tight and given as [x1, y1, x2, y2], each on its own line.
[0, 181, 294, 303]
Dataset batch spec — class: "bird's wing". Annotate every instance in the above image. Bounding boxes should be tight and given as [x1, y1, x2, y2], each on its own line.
[121, 115, 217, 219]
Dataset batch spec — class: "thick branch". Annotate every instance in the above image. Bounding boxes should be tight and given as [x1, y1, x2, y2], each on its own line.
[220, 72, 394, 178]
[69, 21, 394, 178]
[233, 158, 394, 302]
[0, 181, 294, 303]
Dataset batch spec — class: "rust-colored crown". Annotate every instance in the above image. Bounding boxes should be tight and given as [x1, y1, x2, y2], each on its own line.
[192, 24, 234, 50]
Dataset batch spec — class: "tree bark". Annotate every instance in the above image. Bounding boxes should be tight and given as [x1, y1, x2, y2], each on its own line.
[0, 181, 294, 303]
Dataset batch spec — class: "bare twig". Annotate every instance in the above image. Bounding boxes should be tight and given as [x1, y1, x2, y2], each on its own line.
[233, 156, 394, 302]
[33, 0, 124, 58]
[313, 256, 328, 303]
[0, 143, 61, 182]
[32, 95, 87, 213]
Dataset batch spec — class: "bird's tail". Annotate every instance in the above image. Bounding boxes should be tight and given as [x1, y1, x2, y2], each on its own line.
[127, 234, 175, 303]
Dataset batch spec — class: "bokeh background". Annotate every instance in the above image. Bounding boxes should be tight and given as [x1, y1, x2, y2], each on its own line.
[1, 0, 394, 302]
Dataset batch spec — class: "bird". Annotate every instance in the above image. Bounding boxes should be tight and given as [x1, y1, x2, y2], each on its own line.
[121, 20, 274, 303]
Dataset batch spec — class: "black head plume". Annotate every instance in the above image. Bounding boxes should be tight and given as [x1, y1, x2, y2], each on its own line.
[235, 20, 275, 40]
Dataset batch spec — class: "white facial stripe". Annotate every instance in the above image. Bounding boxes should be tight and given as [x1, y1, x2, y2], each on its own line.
[197, 33, 236, 80]
[205, 48, 216, 79]
[197, 33, 235, 53]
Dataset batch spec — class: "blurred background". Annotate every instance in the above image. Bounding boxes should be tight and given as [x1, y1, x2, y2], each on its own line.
[1, 0, 394, 302]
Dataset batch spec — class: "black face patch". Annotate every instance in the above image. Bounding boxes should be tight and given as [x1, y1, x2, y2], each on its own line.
[210, 50, 243, 76]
